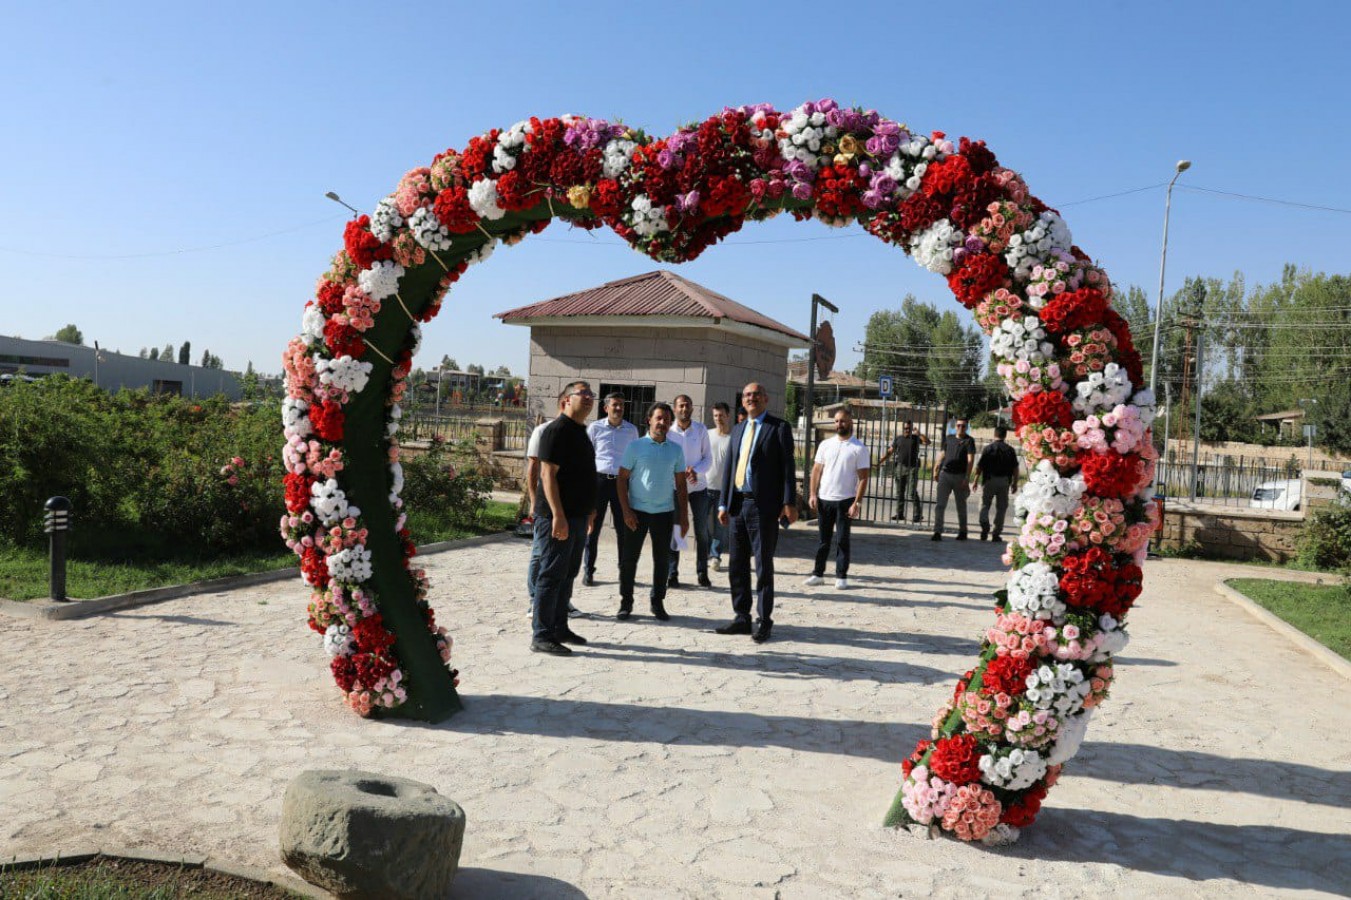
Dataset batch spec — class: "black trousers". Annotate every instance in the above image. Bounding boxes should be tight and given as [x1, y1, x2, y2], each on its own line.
[583, 475, 622, 576]
[620, 510, 673, 605]
[813, 498, 853, 578]
[728, 500, 780, 626]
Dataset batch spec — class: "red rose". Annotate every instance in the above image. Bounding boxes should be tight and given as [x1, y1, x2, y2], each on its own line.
[1012, 391, 1074, 430]
[494, 170, 536, 212]
[323, 319, 366, 359]
[284, 472, 315, 514]
[330, 656, 358, 693]
[309, 400, 345, 442]
[354, 651, 395, 688]
[981, 655, 1034, 696]
[921, 154, 973, 196]
[928, 734, 982, 785]
[948, 253, 1009, 308]
[1080, 451, 1146, 499]
[342, 216, 392, 270]
[1040, 288, 1109, 335]
[1060, 548, 1143, 617]
[898, 191, 946, 234]
[353, 614, 396, 653]
[959, 137, 998, 175]
[432, 186, 481, 234]
[301, 545, 329, 589]
[317, 281, 346, 316]
[1000, 783, 1048, 827]
[590, 179, 624, 219]
[902, 739, 933, 778]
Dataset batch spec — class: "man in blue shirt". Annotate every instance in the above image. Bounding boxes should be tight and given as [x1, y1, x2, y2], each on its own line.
[584, 392, 639, 587]
[616, 402, 689, 621]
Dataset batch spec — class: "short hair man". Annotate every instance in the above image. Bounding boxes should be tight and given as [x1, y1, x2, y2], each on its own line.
[715, 383, 798, 644]
[583, 392, 639, 587]
[615, 402, 689, 621]
[530, 381, 597, 655]
[705, 402, 733, 571]
[805, 408, 871, 590]
[668, 394, 713, 589]
[975, 424, 1020, 542]
[877, 418, 930, 524]
[525, 394, 568, 613]
[932, 417, 975, 541]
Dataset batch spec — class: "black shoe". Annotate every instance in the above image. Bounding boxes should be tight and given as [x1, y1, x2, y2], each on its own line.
[891, 514, 902, 521]
[530, 638, 572, 656]
[956, 533, 969, 541]
[667, 574, 680, 588]
[697, 574, 713, 588]
[650, 600, 671, 621]
[558, 629, 588, 645]
[930, 533, 942, 542]
[715, 619, 753, 635]
[991, 532, 1002, 542]
[752, 622, 772, 644]
[616, 602, 633, 621]
[980, 529, 989, 541]
[582, 572, 596, 587]
[912, 517, 923, 524]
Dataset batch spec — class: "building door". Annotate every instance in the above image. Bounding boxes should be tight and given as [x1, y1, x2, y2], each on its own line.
[598, 383, 656, 433]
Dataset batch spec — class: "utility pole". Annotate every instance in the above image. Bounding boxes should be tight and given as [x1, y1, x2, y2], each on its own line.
[1191, 325, 1204, 500]
[802, 294, 839, 501]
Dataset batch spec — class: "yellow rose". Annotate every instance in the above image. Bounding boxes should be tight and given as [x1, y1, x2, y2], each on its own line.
[833, 154, 851, 167]
[838, 134, 859, 156]
[567, 185, 592, 210]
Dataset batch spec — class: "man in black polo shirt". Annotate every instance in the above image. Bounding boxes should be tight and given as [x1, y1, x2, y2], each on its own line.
[975, 424, 1020, 542]
[532, 380, 597, 655]
[878, 419, 929, 523]
[932, 418, 976, 541]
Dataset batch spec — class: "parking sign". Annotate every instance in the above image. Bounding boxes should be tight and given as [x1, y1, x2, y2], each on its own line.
[878, 375, 893, 399]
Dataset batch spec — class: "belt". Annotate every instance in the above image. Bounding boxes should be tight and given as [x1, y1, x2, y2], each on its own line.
[598, 473, 618, 480]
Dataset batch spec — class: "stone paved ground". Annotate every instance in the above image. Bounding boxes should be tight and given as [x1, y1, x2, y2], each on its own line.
[2, 526, 1349, 899]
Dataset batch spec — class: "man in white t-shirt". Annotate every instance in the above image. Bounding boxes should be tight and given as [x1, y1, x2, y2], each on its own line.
[704, 401, 733, 571]
[668, 394, 713, 588]
[805, 408, 870, 590]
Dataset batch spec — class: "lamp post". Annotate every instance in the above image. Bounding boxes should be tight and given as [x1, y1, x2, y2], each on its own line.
[1148, 159, 1192, 403]
[324, 191, 361, 216]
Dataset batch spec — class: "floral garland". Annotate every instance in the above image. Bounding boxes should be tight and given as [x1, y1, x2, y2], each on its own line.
[285, 100, 1153, 842]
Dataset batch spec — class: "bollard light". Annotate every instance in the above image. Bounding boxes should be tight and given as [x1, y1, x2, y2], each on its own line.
[44, 496, 72, 602]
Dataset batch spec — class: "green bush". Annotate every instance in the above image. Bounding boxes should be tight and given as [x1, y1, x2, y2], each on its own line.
[400, 436, 492, 530]
[1297, 504, 1351, 571]
[0, 377, 283, 554]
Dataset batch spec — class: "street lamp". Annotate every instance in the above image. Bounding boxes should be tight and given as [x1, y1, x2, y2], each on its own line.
[1148, 159, 1192, 402]
[324, 191, 361, 216]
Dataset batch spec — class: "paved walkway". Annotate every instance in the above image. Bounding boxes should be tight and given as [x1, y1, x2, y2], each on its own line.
[2, 527, 1349, 898]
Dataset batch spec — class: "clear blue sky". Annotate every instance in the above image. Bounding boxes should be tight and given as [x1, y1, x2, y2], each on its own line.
[4, 0, 1349, 379]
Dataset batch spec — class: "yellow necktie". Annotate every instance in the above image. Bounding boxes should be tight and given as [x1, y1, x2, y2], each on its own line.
[734, 421, 757, 491]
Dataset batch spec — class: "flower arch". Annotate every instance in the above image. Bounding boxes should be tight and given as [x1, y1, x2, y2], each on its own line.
[281, 101, 1158, 842]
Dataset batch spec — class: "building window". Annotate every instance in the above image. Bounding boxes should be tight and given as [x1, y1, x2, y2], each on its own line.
[599, 383, 656, 433]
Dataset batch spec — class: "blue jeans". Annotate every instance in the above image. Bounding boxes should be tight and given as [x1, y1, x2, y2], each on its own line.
[526, 523, 546, 607]
[707, 488, 727, 559]
[668, 488, 712, 579]
[532, 514, 587, 641]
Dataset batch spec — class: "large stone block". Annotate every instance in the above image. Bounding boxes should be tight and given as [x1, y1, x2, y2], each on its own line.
[280, 769, 465, 900]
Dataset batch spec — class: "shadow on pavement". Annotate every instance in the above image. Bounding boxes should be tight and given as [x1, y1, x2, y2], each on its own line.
[1073, 742, 1351, 809]
[423, 694, 928, 763]
[450, 868, 587, 899]
[1009, 808, 1351, 894]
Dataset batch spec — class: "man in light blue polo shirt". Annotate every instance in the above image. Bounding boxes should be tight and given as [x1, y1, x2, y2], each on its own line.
[616, 402, 689, 622]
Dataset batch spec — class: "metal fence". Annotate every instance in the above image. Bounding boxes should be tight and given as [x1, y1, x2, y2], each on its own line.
[1154, 450, 1346, 507]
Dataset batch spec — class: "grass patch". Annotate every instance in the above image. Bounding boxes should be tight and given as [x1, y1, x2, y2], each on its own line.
[1226, 578, 1351, 661]
[0, 500, 518, 602]
[0, 855, 298, 898]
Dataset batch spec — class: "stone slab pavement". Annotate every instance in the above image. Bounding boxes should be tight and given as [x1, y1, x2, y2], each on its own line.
[2, 526, 1349, 899]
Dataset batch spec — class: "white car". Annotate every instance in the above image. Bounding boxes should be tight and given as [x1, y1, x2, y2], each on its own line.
[1249, 479, 1302, 511]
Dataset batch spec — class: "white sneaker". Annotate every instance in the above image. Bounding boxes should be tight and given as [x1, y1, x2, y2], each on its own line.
[567, 603, 583, 618]
[804, 575, 825, 586]
[835, 578, 849, 590]
[709, 555, 721, 571]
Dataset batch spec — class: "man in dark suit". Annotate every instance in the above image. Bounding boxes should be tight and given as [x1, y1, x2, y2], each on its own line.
[715, 382, 798, 643]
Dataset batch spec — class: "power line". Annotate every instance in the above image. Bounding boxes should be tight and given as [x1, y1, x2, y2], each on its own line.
[1180, 184, 1351, 216]
[0, 214, 348, 260]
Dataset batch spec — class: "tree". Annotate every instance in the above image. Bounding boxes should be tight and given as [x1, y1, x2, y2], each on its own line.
[856, 295, 942, 401]
[491, 365, 512, 377]
[1198, 378, 1259, 444]
[162, 343, 175, 362]
[139, 347, 149, 359]
[439, 355, 459, 372]
[178, 341, 191, 365]
[241, 362, 261, 402]
[926, 310, 985, 415]
[466, 363, 485, 376]
[53, 324, 84, 345]
[1314, 383, 1351, 456]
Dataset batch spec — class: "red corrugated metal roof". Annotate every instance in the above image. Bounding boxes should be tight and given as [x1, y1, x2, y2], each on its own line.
[493, 270, 809, 342]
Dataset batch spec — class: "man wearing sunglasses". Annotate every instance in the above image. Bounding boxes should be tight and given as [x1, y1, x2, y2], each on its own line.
[531, 381, 597, 656]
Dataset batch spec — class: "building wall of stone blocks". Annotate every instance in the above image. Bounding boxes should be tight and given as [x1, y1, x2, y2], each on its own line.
[1156, 503, 1303, 563]
[525, 325, 792, 424]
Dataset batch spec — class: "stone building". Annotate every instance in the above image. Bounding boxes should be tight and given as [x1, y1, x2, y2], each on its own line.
[0, 334, 242, 399]
[495, 270, 809, 425]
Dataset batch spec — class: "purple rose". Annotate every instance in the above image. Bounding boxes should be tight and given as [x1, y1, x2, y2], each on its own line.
[791, 182, 813, 201]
